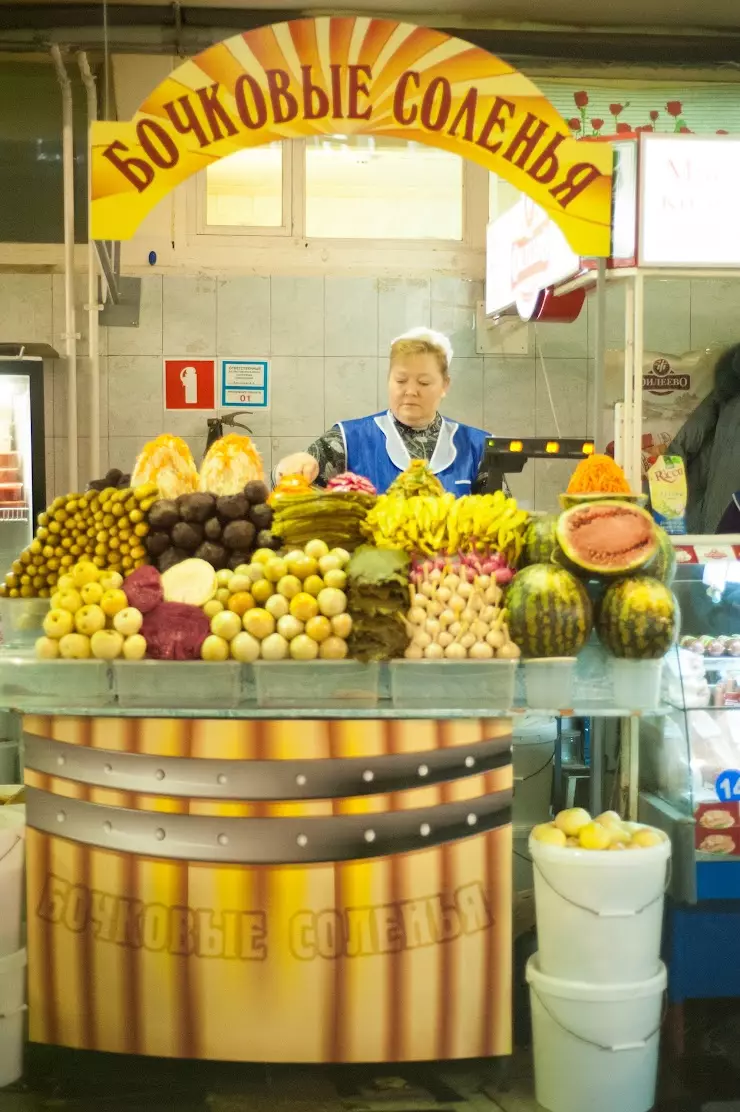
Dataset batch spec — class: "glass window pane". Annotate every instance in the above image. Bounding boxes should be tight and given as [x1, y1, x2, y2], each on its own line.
[205, 144, 282, 227]
[305, 136, 463, 240]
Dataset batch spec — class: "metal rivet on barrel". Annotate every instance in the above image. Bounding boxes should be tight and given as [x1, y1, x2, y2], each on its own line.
[362, 770, 374, 783]
[464, 756, 476, 768]
[56, 810, 66, 823]
[364, 829, 376, 843]
[296, 774, 307, 787]
[466, 813, 478, 826]
[154, 828, 165, 841]
[217, 773, 227, 786]
[104, 763, 113, 774]
[103, 821, 112, 834]
[296, 834, 308, 848]
[217, 833, 228, 847]
[56, 755, 65, 767]
[155, 769, 165, 781]
[418, 764, 429, 778]
[420, 823, 431, 837]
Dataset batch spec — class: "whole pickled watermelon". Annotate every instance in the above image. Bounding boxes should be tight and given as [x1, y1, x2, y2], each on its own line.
[596, 576, 678, 659]
[555, 501, 657, 579]
[521, 514, 557, 568]
[507, 564, 592, 658]
[651, 527, 677, 586]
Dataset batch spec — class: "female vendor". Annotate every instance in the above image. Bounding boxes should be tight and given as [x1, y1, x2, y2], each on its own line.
[275, 327, 505, 495]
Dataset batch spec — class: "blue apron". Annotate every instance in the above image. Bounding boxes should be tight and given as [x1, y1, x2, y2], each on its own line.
[337, 411, 488, 496]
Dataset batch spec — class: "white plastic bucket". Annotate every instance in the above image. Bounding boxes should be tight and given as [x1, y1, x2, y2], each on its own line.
[0, 948, 25, 1089]
[529, 834, 670, 983]
[523, 658, 576, 710]
[513, 716, 556, 834]
[0, 810, 24, 958]
[612, 658, 663, 710]
[527, 955, 665, 1112]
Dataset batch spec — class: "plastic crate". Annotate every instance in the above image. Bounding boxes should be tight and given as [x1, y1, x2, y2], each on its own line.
[114, 660, 242, 709]
[254, 661, 379, 708]
[389, 659, 517, 709]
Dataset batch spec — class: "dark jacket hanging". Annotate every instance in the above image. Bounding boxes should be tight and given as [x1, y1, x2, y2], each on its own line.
[668, 344, 740, 534]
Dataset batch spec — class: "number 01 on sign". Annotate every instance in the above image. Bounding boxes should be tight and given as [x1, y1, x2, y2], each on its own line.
[220, 359, 269, 410]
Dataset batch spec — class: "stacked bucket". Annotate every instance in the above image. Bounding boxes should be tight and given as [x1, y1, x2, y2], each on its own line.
[0, 806, 25, 1088]
[526, 830, 671, 1112]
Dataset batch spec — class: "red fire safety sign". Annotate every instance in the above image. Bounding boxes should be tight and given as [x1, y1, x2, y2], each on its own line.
[163, 358, 216, 411]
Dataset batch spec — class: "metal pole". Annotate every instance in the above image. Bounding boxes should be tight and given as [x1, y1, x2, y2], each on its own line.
[78, 51, 101, 482]
[591, 258, 607, 450]
[622, 276, 635, 487]
[50, 45, 78, 494]
[632, 270, 645, 495]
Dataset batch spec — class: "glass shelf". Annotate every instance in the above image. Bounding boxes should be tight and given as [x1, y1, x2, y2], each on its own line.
[0, 647, 671, 719]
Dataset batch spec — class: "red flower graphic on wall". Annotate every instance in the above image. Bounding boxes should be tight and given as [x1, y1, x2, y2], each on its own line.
[650, 110, 659, 122]
[591, 117, 604, 133]
[718, 129, 729, 134]
[568, 117, 582, 132]
[574, 91, 589, 108]
[666, 101, 683, 117]
[636, 125, 654, 133]
[609, 103, 625, 117]
[616, 122, 633, 133]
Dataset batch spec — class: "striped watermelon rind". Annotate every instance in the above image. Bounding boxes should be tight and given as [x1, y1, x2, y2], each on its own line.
[555, 501, 658, 579]
[596, 576, 679, 659]
[520, 514, 557, 568]
[506, 563, 593, 658]
[650, 527, 677, 586]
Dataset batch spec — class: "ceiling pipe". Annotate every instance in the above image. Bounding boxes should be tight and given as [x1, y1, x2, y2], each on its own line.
[78, 50, 100, 483]
[50, 43, 78, 496]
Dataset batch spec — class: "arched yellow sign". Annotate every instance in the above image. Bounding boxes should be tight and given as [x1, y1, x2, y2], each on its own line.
[91, 17, 613, 255]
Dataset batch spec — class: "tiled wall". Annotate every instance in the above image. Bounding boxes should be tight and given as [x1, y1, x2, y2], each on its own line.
[1, 272, 738, 512]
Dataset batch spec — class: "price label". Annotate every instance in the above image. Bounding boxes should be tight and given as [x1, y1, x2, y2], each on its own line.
[715, 770, 740, 801]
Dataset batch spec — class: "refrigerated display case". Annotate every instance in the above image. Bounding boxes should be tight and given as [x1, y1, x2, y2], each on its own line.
[0, 356, 45, 582]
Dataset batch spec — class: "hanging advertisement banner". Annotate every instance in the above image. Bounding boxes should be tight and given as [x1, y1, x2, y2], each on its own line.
[90, 16, 613, 255]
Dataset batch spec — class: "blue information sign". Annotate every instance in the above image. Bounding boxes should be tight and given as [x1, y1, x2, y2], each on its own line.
[715, 770, 740, 801]
[220, 359, 269, 409]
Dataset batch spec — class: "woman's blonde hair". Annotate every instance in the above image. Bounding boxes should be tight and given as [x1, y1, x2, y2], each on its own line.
[390, 327, 452, 378]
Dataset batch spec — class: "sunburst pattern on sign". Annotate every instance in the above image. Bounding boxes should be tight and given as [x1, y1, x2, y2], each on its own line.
[90, 17, 613, 254]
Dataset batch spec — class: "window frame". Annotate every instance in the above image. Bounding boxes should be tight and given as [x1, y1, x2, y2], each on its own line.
[190, 137, 484, 253]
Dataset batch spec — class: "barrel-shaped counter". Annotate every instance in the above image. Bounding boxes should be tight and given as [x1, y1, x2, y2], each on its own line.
[22, 713, 513, 1064]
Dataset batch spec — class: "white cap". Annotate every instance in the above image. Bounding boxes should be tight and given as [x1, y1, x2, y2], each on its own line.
[391, 326, 453, 370]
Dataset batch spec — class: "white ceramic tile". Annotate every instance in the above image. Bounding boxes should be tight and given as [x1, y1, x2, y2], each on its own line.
[536, 309, 588, 360]
[324, 356, 378, 428]
[108, 356, 164, 437]
[107, 276, 163, 357]
[44, 438, 54, 502]
[108, 434, 158, 475]
[506, 465, 535, 511]
[442, 357, 484, 428]
[432, 277, 483, 359]
[587, 281, 626, 349]
[52, 357, 109, 439]
[162, 276, 216, 357]
[43, 364, 54, 436]
[270, 276, 324, 357]
[378, 278, 430, 351]
[644, 278, 691, 352]
[251, 436, 272, 480]
[217, 277, 271, 356]
[53, 437, 110, 495]
[690, 278, 740, 349]
[52, 273, 108, 359]
[535, 357, 589, 437]
[325, 277, 378, 356]
[165, 408, 216, 441]
[0, 274, 52, 347]
[534, 457, 572, 513]
[270, 356, 325, 438]
[477, 310, 533, 357]
[484, 356, 536, 436]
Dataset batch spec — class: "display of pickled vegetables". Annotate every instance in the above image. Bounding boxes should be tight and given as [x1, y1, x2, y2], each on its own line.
[363, 488, 529, 562]
[145, 480, 277, 573]
[387, 459, 444, 498]
[1, 483, 155, 598]
[565, 453, 632, 495]
[198, 541, 352, 661]
[198, 434, 264, 495]
[131, 435, 198, 500]
[531, 808, 667, 851]
[346, 546, 409, 662]
[271, 480, 376, 551]
[35, 559, 147, 660]
[405, 561, 519, 661]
